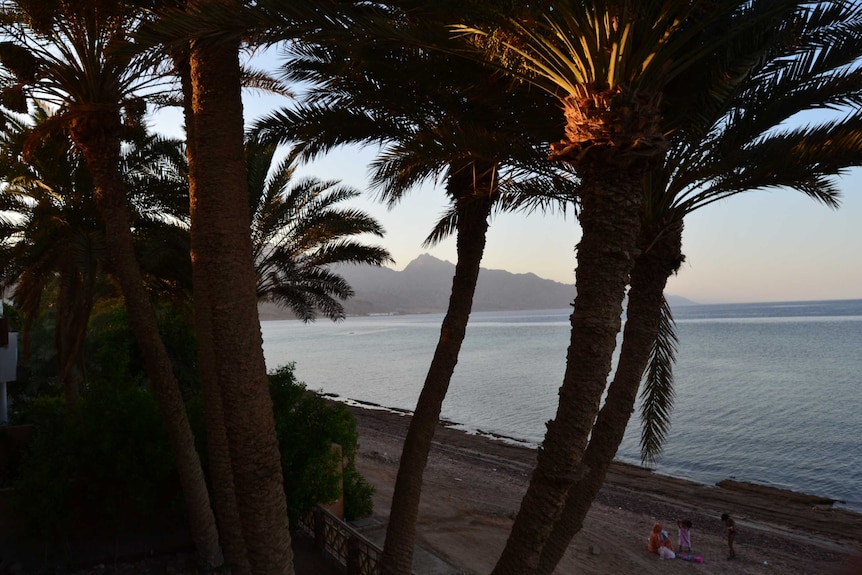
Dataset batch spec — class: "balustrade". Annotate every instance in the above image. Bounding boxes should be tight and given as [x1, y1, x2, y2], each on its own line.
[299, 505, 388, 575]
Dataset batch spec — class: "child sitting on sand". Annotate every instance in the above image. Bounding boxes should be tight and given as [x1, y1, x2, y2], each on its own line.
[647, 523, 676, 559]
[677, 519, 692, 554]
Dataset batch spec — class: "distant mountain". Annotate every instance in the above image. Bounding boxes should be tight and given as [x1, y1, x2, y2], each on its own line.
[258, 254, 696, 320]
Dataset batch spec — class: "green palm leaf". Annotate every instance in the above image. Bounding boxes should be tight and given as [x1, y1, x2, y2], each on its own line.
[635, 0, 862, 460]
[246, 139, 392, 322]
[639, 296, 678, 465]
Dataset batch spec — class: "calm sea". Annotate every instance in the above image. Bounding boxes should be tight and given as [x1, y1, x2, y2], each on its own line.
[261, 299, 862, 512]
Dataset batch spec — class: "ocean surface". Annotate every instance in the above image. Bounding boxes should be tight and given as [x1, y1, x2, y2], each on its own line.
[261, 299, 862, 512]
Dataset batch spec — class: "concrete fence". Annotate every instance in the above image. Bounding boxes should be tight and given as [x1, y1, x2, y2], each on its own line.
[299, 505, 385, 575]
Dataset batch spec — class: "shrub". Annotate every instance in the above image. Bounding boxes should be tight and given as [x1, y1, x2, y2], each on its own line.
[268, 363, 374, 524]
[67, 381, 179, 522]
[9, 396, 72, 542]
[343, 465, 375, 520]
[10, 384, 180, 544]
[10, 362, 374, 545]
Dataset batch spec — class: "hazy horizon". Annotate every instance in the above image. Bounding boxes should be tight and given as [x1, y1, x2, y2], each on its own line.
[369, 253, 862, 307]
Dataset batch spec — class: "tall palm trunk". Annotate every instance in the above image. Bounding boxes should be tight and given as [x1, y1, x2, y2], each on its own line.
[67, 107, 224, 570]
[193, 277, 252, 574]
[176, 49, 252, 575]
[187, 1, 294, 571]
[536, 221, 684, 575]
[380, 164, 495, 575]
[56, 271, 95, 409]
[491, 165, 641, 575]
[491, 91, 662, 575]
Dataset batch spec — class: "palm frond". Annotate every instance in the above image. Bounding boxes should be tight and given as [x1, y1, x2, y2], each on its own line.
[670, 115, 862, 215]
[240, 64, 293, 99]
[245, 138, 393, 321]
[422, 205, 459, 248]
[264, 266, 352, 323]
[251, 104, 401, 163]
[639, 296, 678, 465]
[645, 0, 862, 223]
[453, 0, 802, 97]
[495, 171, 580, 217]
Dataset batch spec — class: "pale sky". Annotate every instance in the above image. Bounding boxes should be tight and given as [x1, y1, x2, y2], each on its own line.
[152, 56, 862, 306]
[288, 146, 862, 305]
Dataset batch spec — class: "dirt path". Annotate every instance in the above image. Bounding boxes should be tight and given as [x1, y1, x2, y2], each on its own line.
[349, 405, 862, 575]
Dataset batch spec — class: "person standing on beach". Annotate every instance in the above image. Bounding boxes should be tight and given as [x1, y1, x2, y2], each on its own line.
[721, 513, 736, 559]
[677, 519, 692, 555]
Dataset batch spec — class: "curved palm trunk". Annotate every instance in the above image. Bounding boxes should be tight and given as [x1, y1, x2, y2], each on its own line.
[536, 222, 683, 575]
[187, 3, 294, 571]
[491, 167, 642, 575]
[178, 49, 252, 575]
[492, 90, 664, 574]
[380, 167, 494, 575]
[68, 109, 223, 570]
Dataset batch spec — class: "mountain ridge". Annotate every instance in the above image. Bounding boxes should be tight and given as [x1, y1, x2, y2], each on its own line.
[258, 254, 695, 320]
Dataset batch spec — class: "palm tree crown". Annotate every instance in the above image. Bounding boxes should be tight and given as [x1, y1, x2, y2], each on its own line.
[0, 0, 173, 127]
[0, 102, 105, 405]
[457, 3, 837, 574]
[246, 139, 393, 322]
[637, 0, 862, 462]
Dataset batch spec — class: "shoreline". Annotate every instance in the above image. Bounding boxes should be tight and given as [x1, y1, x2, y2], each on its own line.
[331, 394, 857, 513]
[54, 397, 862, 575]
[347, 402, 862, 575]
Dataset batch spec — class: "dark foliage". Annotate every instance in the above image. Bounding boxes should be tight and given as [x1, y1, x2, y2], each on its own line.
[268, 363, 374, 524]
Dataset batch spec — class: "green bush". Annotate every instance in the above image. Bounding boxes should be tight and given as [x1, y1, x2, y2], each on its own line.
[83, 301, 140, 387]
[343, 465, 375, 520]
[12, 365, 375, 542]
[85, 301, 199, 397]
[9, 396, 72, 542]
[10, 384, 180, 543]
[268, 363, 374, 524]
[68, 381, 179, 522]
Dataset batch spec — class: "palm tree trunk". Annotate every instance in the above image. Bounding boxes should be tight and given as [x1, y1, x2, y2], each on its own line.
[56, 273, 94, 409]
[195, 281, 253, 575]
[380, 169, 494, 575]
[187, 2, 294, 571]
[68, 109, 224, 570]
[491, 161, 645, 575]
[178, 48, 252, 575]
[536, 222, 683, 575]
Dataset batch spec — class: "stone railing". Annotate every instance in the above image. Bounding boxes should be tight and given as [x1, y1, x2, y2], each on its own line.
[299, 505, 382, 575]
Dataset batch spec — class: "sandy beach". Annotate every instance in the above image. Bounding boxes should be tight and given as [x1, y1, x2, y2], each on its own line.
[347, 404, 862, 575]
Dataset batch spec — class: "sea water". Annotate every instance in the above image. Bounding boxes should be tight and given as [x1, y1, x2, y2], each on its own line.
[260, 299, 862, 511]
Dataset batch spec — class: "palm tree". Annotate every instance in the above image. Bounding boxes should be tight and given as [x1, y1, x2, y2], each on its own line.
[455, 2, 817, 573]
[0, 103, 105, 408]
[136, 4, 342, 567]
[534, 3, 862, 573]
[252, 4, 572, 571]
[246, 139, 393, 322]
[132, 2, 321, 569]
[183, 0, 295, 571]
[0, 103, 196, 406]
[0, 1, 223, 568]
